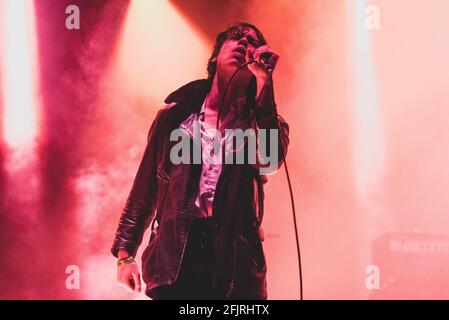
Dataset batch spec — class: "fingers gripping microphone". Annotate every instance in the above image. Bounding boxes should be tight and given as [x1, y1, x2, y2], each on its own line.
[250, 52, 278, 72]
[260, 52, 278, 72]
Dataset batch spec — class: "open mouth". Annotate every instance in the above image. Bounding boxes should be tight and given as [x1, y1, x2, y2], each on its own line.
[234, 46, 246, 56]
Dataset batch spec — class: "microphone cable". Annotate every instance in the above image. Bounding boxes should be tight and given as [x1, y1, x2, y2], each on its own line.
[214, 60, 304, 300]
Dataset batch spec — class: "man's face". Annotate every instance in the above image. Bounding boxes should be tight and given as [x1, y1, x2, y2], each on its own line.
[216, 26, 261, 77]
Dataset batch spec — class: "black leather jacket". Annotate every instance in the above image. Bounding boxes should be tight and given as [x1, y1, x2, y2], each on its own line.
[111, 78, 289, 298]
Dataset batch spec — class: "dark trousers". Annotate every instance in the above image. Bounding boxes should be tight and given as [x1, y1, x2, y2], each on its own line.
[148, 217, 224, 300]
[147, 217, 267, 300]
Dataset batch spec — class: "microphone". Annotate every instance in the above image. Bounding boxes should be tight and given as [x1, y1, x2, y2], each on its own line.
[259, 52, 278, 72]
[248, 51, 278, 72]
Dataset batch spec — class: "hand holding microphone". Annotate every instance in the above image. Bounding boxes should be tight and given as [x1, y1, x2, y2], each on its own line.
[247, 45, 279, 76]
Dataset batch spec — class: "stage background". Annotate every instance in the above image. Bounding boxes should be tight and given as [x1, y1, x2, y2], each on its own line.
[1, 0, 449, 299]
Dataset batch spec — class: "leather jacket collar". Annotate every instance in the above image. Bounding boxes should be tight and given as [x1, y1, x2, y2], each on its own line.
[164, 79, 212, 114]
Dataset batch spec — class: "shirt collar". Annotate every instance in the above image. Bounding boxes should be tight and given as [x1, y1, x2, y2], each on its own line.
[198, 95, 247, 118]
[181, 95, 249, 137]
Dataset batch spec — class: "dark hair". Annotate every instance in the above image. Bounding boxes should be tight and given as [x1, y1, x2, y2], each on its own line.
[207, 22, 267, 81]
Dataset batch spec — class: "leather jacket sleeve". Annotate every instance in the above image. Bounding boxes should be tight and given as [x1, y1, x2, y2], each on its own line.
[252, 77, 290, 174]
[111, 110, 164, 258]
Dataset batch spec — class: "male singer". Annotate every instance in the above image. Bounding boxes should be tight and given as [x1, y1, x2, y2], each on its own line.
[111, 22, 289, 300]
